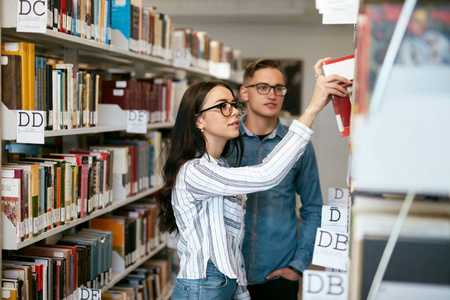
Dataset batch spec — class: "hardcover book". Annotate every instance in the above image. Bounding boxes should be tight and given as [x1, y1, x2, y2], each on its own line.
[322, 54, 355, 137]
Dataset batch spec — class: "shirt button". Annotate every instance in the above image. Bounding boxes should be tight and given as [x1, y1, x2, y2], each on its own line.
[253, 233, 256, 236]
[255, 210, 258, 214]
[241, 265, 244, 268]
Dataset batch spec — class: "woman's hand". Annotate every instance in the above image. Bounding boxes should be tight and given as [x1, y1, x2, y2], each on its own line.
[299, 58, 352, 128]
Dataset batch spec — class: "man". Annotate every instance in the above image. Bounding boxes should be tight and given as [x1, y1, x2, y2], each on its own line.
[227, 59, 323, 299]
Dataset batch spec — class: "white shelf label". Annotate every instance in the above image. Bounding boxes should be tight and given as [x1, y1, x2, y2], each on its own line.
[16, 0, 47, 33]
[79, 288, 101, 300]
[173, 48, 191, 68]
[303, 269, 348, 300]
[16, 111, 45, 144]
[127, 110, 148, 134]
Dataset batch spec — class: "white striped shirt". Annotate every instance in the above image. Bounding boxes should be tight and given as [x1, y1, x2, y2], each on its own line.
[172, 120, 313, 298]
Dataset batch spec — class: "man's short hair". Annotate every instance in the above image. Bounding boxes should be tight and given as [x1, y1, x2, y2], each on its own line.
[243, 59, 284, 84]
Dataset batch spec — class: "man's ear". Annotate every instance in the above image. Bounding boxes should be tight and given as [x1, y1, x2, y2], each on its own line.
[240, 86, 249, 102]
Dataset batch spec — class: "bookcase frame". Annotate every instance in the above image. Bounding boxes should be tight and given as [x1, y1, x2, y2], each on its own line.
[0, 3, 242, 299]
[349, 0, 450, 299]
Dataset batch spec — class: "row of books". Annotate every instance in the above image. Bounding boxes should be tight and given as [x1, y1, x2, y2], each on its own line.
[90, 197, 164, 271]
[1, 134, 163, 245]
[2, 228, 113, 300]
[111, 3, 172, 61]
[101, 78, 187, 124]
[46, 0, 111, 44]
[1, 41, 190, 128]
[173, 28, 243, 72]
[2, 42, 100, 130]
[102, 258, 171, 300]
[2, 149, 113, 243]
[40, 0, 244, 74]
[1, 207, 167, 300]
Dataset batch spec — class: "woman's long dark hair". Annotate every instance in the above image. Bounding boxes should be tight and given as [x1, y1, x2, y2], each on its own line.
[157, 80, 244, 233]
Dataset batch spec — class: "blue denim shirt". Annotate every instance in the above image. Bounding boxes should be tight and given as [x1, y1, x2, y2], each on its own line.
[226, 116, 323, 284]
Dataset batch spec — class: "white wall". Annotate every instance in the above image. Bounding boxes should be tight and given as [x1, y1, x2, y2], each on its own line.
[174, 20, 355, 201]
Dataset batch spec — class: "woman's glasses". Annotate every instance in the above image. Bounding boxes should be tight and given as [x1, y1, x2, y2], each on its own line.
[197, 101, 245, 117]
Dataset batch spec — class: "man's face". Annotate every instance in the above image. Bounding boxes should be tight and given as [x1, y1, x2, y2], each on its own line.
[241, 68, 285, 119]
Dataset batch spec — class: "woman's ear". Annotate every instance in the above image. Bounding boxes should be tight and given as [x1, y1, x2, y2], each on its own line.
[240, 86, 249, 102]
[196, 115, 204, 131]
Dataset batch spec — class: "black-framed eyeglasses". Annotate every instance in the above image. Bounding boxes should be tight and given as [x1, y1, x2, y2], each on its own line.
[245, 83, 287, 96]
[197, 101, 245, 117]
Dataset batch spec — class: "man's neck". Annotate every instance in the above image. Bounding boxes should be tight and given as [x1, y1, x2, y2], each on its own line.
[244, 113, 278, 135]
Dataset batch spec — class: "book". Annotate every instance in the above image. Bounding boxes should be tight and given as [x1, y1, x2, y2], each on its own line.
[1, 42, 35, 110]
[1, 54, 22, 110]
[90, 216, 127, 272]
[321, 54, 355, 137]
[110, 0, 131, 51]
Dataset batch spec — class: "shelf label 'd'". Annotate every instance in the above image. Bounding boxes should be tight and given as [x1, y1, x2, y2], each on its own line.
[16, 111, 45, 144]
[127, 110, 148, 134]
[16, 0, 47, 33]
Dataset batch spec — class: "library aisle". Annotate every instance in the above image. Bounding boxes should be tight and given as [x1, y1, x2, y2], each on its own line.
[1, 1, 449, 300]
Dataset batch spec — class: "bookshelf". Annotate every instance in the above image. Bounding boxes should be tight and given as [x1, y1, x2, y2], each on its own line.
[0, 2, 243, 300]
[349, 0, 450, 299]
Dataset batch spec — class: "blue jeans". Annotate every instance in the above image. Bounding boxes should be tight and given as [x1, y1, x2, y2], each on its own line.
[172, 261, 237, 300]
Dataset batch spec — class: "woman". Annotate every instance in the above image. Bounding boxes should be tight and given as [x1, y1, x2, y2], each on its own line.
[157, 59, 351, 300]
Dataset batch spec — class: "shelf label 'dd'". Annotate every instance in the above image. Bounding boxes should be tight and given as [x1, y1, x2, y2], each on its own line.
[16, 111, 45, 144]
[16, 0, 47, 33]
[127, 110, 148, 134]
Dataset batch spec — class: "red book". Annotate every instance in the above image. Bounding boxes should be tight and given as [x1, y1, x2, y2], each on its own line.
[322, 54, 355, 137]
[59, 0, 67, 33]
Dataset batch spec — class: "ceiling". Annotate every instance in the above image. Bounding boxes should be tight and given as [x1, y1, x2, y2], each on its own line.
[142, 0, 322, 25]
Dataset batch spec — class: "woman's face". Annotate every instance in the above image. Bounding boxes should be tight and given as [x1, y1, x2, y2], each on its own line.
[196, 85, 241, 151]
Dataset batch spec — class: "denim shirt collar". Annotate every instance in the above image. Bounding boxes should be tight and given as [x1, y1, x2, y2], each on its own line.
[239, 115, 288, 139]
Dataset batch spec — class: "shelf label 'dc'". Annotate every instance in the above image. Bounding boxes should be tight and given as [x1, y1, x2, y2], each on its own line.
[16, 0, 47, 33]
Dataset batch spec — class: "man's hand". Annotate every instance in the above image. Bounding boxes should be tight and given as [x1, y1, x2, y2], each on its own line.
[266, 268, 302, 281]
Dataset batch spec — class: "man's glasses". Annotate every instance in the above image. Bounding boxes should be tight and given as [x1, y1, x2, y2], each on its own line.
[197, 101, 245, 117]
[245, 83, 287, 96]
